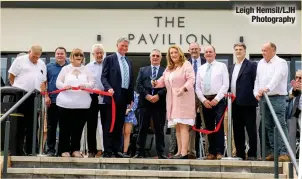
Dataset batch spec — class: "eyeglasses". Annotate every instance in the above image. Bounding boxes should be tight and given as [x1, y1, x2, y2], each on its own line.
[152, 55, 160, 57]
[296, 76, 302, 80]
[74, 53, 84, 57]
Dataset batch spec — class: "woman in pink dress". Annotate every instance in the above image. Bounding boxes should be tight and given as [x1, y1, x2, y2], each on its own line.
[152, 45, 195, 159]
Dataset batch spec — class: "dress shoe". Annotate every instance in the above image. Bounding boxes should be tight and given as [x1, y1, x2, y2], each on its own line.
[47, 152, 56, 157]
[188, 154, 197, 159]
[216, 153, 223, 160]
[95, 151, 103, 158]
[115, 152, 130, 158]
[158, 154, 168, 159]
[205, 154, 216, 160]
[88, 152, 95, 158]
[133, 154, 144, 158]
[266, 153, 274, 161]
[102, 152, 112, 158]
[278, 154, 290, 162]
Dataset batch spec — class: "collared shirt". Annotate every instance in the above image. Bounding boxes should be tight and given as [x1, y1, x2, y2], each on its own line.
[254, 55, 288, 97]
[47, 61, 68, 103]
[8, 54, 47, 92]
[116, 52, 130, 89]
[151, 65, 160, 78]
[192, 57, 202, 69]
[196, 60, 229, 103]
[231, 59, 245, 95]
[86, 60, 104, 104]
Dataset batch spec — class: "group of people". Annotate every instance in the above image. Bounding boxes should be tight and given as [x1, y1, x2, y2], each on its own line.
[5, 37, 301, 162]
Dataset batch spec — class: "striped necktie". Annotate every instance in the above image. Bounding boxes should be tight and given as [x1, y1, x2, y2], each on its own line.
[193, 59, 198, 75]
[204, 63, 212, 92]
[121, 56, 129, 88]
[152, 66, 157, 79]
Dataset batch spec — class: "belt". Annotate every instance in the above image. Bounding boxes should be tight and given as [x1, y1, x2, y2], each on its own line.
[204, 94, 216, 100]
[268, 94, 286, 97]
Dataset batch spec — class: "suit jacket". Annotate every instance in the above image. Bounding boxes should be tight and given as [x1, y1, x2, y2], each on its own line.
[156, 61, 196, 120]
[136, 66, 166, 110]
[229, 59, 258, 106]
[101, 53, 134, 105]
[1, 77, 5, 87]
[188, 56, 207, 66]
[291, 89, 301, 118]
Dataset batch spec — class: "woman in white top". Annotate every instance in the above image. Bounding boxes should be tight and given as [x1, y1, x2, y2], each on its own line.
[56, 48, 95, 157]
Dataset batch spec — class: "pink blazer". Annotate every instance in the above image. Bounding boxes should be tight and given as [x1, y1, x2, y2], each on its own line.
[156, 61, 196, 120]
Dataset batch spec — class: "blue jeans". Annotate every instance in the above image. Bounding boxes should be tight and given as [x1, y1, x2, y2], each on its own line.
[261, 96, 289, 155]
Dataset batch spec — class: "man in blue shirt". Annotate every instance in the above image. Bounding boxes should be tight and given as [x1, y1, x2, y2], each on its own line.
[45, 47, 68, 156]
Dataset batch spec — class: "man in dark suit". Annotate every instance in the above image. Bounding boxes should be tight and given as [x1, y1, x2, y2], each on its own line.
[101, 37, 134, 158]
[134, 49, 167, 159]
[187, 42, 207, 159]
[287, 70, 301, 154]
[229, 42, 258, 160]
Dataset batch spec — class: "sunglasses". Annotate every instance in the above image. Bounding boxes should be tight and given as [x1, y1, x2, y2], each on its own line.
[152, 55, 160, 57]
[74, 53, 84, 57]
[296, 76, 302, 80]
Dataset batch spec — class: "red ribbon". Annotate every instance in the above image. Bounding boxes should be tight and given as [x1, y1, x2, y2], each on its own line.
[41, 87, 116, 133]
[192, 93, 236, 134]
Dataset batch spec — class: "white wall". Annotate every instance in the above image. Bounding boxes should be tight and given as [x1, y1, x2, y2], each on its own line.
[1, 8, 301, 55]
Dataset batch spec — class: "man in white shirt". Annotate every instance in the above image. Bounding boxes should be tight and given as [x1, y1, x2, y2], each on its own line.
[196, 46, 229, 160]
[86, 44, 106, 158]
[253, 42, 290, 162]
[8, 44, 47, 155]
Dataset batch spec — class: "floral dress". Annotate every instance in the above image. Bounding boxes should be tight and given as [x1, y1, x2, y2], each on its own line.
[124, 92, 139, 126]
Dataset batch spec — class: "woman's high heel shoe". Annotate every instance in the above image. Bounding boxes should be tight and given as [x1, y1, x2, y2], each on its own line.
[171, 154, 182, 159]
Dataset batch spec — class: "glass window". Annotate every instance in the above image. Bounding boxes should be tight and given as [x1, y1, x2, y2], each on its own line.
[295, 60, 301, 72]
[49, 57, 70, 64]
[216, 59, 229, 67]
[1, 58, 8, 84]
[287, 61, 291, 83]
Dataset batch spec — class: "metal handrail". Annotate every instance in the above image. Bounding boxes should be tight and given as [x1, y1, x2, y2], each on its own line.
[0, 89, 35, 122]
[263, 93, 299, 176]
[0, 88, 36, 178]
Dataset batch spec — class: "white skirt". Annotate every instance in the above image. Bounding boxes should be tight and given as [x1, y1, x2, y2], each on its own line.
[168, 118, 195, 128]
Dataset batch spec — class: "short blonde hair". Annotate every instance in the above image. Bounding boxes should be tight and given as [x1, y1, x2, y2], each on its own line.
[30, 45, 42, 53]
[166, 45, 187, 71]
[70, 48, 85, 64]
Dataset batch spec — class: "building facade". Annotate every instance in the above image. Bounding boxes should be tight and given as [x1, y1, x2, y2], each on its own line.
[1, 1, 301, 85]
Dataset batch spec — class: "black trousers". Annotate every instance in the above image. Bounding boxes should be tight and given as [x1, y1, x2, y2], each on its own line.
[195, 112, 202, 158]
[202, 99, 225, 155]
[103, 89, 128, 154]
[46, 103, 59, 154]
[87, 100, 106, 154]
[17, 93, 39, 155]
[232, 102, 257, 158]
[136, 108, 166, 156]
[58, 107, 87, 154]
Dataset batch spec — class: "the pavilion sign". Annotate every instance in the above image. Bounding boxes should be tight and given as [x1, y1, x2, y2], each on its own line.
[127, 16, 212, 45]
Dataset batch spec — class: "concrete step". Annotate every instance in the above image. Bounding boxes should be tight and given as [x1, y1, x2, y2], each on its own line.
[10, 156, 284, 174]
[7, 168, 287, 179]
